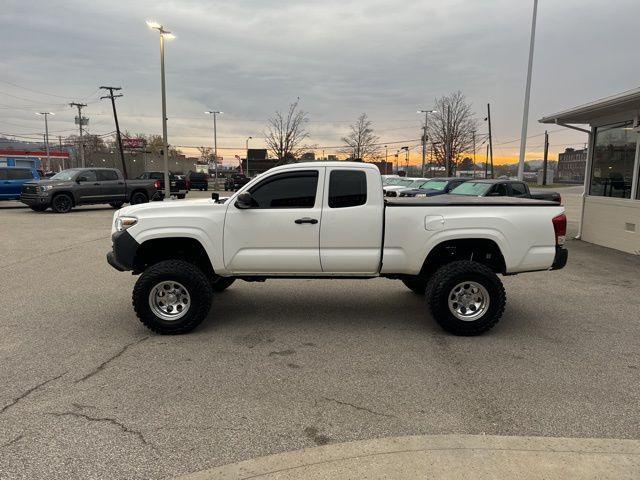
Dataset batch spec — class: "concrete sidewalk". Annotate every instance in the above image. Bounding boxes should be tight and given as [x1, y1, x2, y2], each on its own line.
[180, 434, 640, 480]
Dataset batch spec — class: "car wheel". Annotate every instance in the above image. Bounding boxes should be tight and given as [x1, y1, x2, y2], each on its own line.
[133, 260, 213, 334]
[109, 201, 124, 209]
[402, 276, 428, 294]
[211, 276, 235, 292]
[177, 194, 186, 199]
[427, 260, 505, 336]
[51, 193, 73, 214]
[130, 191, 148, 205]
[29, 205, 48, 212]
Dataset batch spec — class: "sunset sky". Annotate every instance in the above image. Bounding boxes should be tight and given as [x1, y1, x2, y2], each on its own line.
[1, 0, 638, 166]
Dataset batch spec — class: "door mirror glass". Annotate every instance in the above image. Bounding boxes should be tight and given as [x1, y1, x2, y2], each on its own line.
[235, 192, 256, 209]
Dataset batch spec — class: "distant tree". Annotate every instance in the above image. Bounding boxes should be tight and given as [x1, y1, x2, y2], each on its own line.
[65, 134, 107, 156]
[138, 134, 180, 157]
[340, 113, 381, 161]
[264, 99, 311, 162]
[427, 91, 478, 176]
[459, 156, 475, 171]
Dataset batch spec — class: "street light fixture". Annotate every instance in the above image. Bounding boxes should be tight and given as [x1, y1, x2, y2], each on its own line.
[147, 20, 175, 199]
[245, 136, 252, 177]
[36, 112, 54, 171]
[205, 110, 222, 183]
[417, 110, 437, 177]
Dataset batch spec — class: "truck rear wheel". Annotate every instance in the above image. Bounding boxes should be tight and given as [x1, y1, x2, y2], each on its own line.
[130, 191, 148, 205]
[132, 260, 213, 334]
[426, 260, 505, 336]
[402, 276, 428, 294]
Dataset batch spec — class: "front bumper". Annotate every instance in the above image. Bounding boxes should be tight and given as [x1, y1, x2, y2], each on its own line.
[106, 230, 140, 272]
[551, 246, 568, 270]
[20, 193, 50, 207]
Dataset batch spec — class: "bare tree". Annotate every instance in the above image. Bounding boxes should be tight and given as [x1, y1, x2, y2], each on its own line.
[264, 99, 311, 162]
[427, 91, 478, 175]
[341, 113, 381, 161]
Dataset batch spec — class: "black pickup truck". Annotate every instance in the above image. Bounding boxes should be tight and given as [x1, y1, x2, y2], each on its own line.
[449, 179, 562, 203]
[20, 168, 157, 213]
[224, 173, 250, 191]
[137, 171, 189, 199]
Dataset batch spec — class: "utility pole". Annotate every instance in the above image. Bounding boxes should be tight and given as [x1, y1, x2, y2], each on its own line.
[417, 110, 436, 177]
[485, 144, 489, 179]
[486, 103, 494, 178]
[100, 87, 127, 179]
[395, 151, 399, 174]
[472, 130, 477, 179]
[205, 110, 222, 183]
[58, 136, 64, 170]
[245, 136, 252, 177]
[517, 0, 539, 180]
[36, 112, 53, 172]
[445, 105, 452, 176]
[69, 102, 87, 167]
[542, 130, 549, 186]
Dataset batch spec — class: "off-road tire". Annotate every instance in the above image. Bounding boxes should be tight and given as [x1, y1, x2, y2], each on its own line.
[427, 260, 505, 336]
[29, 205, 48, 212]
[51, 193, 73, 213]
[133, 260, 213, 334]
[211, 276, 235, 292]
[109, 201, 124, 209]
[402, 276, 429, 294]
[130, 191, 148, 205]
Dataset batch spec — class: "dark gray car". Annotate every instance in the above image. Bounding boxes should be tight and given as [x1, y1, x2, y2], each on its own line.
[20, 168, 157, 213]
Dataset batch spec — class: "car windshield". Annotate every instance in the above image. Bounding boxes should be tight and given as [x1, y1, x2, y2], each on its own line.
[419, 180, 448, 191]
[407, 179, 428, 188]
[50, 169, 80, 181]
[382, 177, 399, 185]
[450, 182, 493, 196]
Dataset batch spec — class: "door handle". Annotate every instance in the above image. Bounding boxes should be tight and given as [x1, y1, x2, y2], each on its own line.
[294, 217, 318, 224]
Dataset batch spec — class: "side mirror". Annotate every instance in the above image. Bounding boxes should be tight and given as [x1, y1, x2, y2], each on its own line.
[76, 176, 86, 183]
[235, 192, 256, 209]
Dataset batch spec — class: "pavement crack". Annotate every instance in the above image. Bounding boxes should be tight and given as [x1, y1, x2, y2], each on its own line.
[1, 434, 23, 449]
[0, 372, 66, 414]
[320, 396, 396, 419]
[75, 337, 149, 383]
[48, 411, 154, 449]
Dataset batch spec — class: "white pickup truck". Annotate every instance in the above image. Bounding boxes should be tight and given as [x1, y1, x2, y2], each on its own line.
[107, 162, 567, 336]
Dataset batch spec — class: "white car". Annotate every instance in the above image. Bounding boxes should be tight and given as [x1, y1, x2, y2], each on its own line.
[108, 162, 567, 336]
[383, 177, 430, 197]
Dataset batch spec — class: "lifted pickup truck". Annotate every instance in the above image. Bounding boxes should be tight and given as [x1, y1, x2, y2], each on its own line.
[107, 162, 567, 336]
[21, 168, 156, 213]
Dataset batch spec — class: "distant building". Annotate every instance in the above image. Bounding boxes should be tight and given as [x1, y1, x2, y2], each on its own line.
[557, 147, 587, 183]
[327, 154, 338, 161]
[0, 149, 70, 171]
[300, 152, 316, 162]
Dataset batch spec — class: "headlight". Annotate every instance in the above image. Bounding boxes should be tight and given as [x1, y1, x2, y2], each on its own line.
[115, 216, 137, 232]
[40, 185, 54, 192]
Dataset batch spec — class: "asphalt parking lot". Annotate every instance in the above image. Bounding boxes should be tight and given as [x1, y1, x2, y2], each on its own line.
[0, 187, 638, 479]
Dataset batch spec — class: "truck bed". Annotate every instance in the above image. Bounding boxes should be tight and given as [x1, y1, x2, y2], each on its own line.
[386, 194, 557, 206]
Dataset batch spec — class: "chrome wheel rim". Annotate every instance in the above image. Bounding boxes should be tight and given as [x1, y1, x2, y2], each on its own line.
[148, 281, 191, 321]
[447, 281, 490, 321]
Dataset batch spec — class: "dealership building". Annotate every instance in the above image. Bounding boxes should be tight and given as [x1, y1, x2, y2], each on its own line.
[540, 88, 640, 254]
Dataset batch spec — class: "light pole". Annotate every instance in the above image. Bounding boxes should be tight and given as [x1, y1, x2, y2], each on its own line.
[417, 110, 437, 177]
[147, 20, 175, 199]
[384, 145, 388, 173]
[205, 110, 222, 183]
[36, 112, 54, 171]
[401, 146, 409, 174]
[245, 136, 252, 177]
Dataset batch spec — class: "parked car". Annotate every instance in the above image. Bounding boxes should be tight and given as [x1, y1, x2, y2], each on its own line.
[137, 171, 189, 199]
[108, 161, 567, 336]
[187, 171, 209, 191]
[384, 178, 429, 197]
[399, 177, 469, 197]
[0, 166, 40, 201]
[450, 179, 561, 203]
[20, 168, 157, 213]
[224, 173, 250, 191]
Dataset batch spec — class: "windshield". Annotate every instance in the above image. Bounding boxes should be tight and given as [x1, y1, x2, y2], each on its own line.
[382, 177, 399, 185]
[450, 182, 493, 196]
[50, 169, 80, 181]
[407, 179, 429, 188]
[419, 180, 448, 191]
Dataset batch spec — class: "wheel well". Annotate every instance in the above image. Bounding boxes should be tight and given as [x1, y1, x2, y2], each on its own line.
[133, 237, 214, 277]
[130, 189, 148, 200]
[52, 191, 75, 206]
[421, 239, 506, 276]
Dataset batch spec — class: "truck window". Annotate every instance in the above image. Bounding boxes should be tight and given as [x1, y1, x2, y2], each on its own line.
[249, 171, 318, 208]
[97, 170, 119, 181]
[509, 182, 528, 197]
[6, 169, 33, 180]
[328, 170, 367, 208]
[490, 184, 508, 196]
[77, 170, 98, 182]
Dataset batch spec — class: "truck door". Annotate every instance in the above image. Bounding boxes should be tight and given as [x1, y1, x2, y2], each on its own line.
[74, 169, 102, 204]
[97, 169, 126, 201]
[223, 168, 324, 274]
[320, 167, 383, 274]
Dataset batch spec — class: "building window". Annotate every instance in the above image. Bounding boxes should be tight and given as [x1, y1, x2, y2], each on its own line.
[590, 121, 637, 199]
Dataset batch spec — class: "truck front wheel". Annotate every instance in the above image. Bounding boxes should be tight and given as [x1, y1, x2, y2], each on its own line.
[132, 260, 213, 334]
[426, 260, 505, 336]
